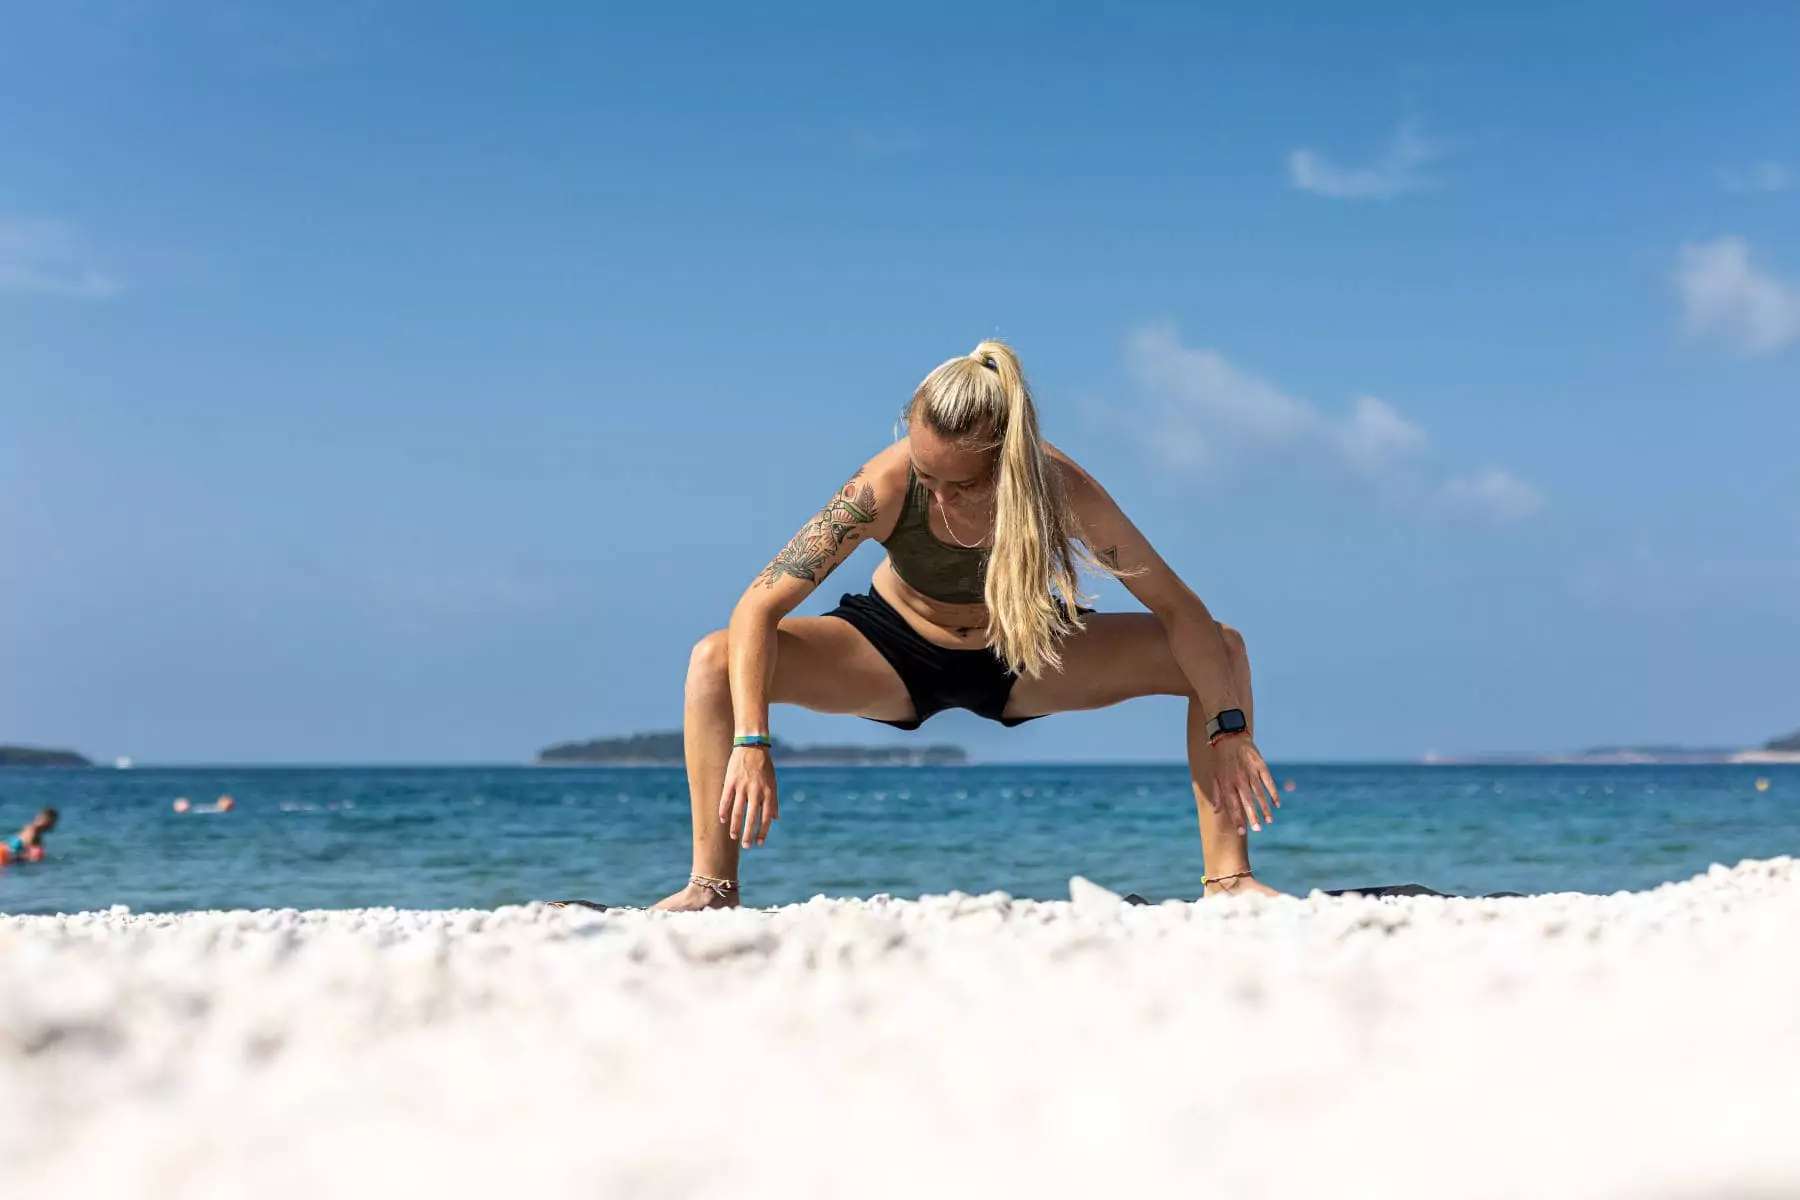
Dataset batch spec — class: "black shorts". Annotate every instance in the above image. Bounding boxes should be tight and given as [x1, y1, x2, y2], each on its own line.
[825, 588, 1086, 730]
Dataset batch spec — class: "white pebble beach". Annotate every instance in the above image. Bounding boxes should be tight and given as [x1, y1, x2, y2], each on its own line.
[4, 859, 1799, 1200]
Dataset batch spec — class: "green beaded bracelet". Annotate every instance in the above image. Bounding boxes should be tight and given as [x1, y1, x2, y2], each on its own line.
[733, 734, 772, 748]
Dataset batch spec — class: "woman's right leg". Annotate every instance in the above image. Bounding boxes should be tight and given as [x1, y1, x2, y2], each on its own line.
[655, 616, 916, 910]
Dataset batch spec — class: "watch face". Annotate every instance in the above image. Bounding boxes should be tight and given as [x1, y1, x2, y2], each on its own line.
[1217, 710, 1247, 732]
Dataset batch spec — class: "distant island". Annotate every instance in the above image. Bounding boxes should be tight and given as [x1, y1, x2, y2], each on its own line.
[538, 731, 967, 767]
[0, 745, 92, 767]
[1424, 728, 1800, 765]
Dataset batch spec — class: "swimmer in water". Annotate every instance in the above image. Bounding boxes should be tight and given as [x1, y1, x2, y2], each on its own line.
[0, 807, 57, 865]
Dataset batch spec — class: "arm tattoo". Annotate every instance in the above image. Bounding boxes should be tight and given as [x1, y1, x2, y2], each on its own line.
[1097, 545, 1121, 571]
[757, 474, 879, 588]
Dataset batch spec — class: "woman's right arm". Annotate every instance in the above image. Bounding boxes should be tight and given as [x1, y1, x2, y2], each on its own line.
[720, 446, 907, 846]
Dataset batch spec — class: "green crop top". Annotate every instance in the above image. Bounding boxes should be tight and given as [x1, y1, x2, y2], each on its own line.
[881, 470, 989, 605]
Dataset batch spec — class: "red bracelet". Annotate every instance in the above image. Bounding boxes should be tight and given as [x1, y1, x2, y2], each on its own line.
[1208, 729, 1248, 747]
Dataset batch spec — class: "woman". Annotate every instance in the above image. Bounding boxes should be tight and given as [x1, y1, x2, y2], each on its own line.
[654, 340, 1281, 911]
[0, 807, 57, 865]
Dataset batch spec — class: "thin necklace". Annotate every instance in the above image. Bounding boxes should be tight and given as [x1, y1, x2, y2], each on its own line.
[934, 494, 991, 550]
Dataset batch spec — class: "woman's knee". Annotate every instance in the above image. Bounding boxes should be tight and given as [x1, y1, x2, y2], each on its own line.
[687, 629, 731, 691]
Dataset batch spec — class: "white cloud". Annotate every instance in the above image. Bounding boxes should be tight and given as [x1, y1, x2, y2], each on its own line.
[0, 217, 122, 298]
[1337, 395, 1429, 477]
[1443, 469, 1545, 522]
[1716, 161, 1792, 195]
[1674, 236, 1800, 355]
[1127, 325, 1427, 476]
[1287, 121, 1443, 200]
[1125, 328, 1314, 471]
[1124, 325, 1541, 522]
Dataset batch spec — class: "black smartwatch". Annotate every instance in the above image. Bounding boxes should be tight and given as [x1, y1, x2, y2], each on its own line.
[1205, 708, 1248, 742]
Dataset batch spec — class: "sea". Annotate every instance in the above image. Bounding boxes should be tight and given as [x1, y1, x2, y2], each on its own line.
[1, 763, 1796, 916]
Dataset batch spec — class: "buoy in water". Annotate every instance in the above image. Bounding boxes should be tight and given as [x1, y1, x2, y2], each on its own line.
[1283, 780, 1297, 793]
[173, 797, 191, 813]
[1755, 777, 1771, 792]
[217, 795, 236, 812]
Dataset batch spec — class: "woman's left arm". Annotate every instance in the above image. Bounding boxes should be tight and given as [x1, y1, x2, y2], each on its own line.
[1060, 456, 1279, 829]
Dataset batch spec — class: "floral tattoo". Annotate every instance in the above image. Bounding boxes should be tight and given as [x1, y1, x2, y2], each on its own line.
[758, 475, 879, 587]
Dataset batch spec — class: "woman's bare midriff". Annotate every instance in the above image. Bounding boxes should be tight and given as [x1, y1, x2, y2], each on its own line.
[871, 559, 991, 651]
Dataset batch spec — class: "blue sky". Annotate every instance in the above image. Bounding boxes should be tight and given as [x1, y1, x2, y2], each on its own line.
[3, 1, 1797, 764]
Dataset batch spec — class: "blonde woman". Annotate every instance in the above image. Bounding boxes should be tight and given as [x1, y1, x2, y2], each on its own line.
[654, 340, 1281, 910]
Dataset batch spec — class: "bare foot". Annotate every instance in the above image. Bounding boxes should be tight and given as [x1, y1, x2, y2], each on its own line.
[1205, 874, 1285, 899]
[651, 881, 740, 911]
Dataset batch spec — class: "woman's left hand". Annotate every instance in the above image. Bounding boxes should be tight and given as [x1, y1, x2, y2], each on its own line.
[1210, 735, 1280, 834]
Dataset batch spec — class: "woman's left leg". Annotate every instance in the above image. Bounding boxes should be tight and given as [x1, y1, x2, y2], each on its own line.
[1003, 613, 1281, 897]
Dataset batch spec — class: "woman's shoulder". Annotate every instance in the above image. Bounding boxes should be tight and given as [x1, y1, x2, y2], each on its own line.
[818, 440, 914, 541]
[1043, 442, 1105, 501]
[859, 439, 916, 492]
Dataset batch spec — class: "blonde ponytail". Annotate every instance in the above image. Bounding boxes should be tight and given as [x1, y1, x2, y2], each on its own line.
[908, 339, 1114, 676]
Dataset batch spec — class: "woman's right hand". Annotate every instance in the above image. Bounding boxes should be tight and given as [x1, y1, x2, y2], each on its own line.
[719, 746, 779, 848]
[1209, 734, 1280, 834]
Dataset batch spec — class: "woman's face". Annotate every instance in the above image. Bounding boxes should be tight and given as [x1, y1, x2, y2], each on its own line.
[909, 425, 996, 514]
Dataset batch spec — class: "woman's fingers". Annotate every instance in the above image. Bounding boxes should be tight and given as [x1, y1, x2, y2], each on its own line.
[739, 788, 760, 848]
[1214, 770, 1244, 833]
[1253, 767, 1274, 824]
[1207, 775, 1230, 825]
[1221, 774, 1248, 834]
[1232, 743, 1278, 826]
[722, 783, 744, 840]
[735, 784, 779, 848]
[1206, 741, 1280, 834]
[1240, 782, 1260, 830]
[1218, 767, 1248, 832]
[756, 791, 778, 846]
[1245, 744, 1278, 819]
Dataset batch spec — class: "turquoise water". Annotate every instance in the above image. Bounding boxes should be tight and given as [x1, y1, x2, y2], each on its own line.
[0, 764, 1795, 915]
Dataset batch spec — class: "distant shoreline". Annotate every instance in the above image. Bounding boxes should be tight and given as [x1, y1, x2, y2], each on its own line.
[0, 745, 92, 768]
[1422, 729, 1800, 766]
[1421, 751, 1800, 766]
